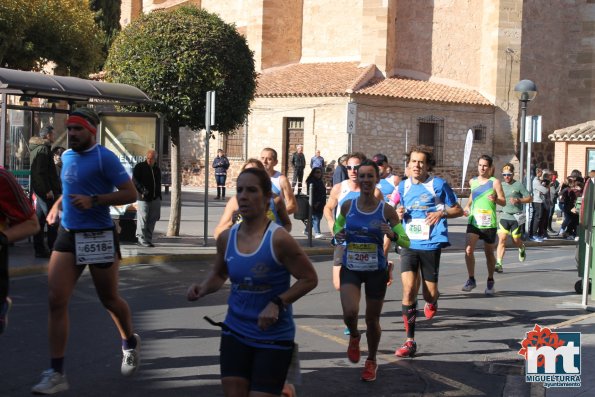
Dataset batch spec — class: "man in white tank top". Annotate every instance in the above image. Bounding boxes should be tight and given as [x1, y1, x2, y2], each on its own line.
[260, 148, 297, 214]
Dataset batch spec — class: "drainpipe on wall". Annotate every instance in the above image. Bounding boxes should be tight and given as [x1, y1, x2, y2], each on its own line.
[243, 117, 248, 160]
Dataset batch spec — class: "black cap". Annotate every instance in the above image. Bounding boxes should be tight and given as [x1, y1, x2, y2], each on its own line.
[372, 153, 388, 165]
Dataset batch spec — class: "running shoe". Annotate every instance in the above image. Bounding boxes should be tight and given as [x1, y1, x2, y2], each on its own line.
[495, 261, 503, 273]
[347, 334, 361, 363]
[31, 369, 69, 394]
[424, 302, 437, 320]
[529, 236, 543, 243]
[0, 297, 12, 335]
[121, 333, 141, 376]
[314, 233, 324, 239]
[518, 244, 526, 262]
[343, 327, 350, 335]
[361, 359, 378, 382]
[485, 279, 496, 295]
[461, 278, 476, 292]
[395, 340, 417, 358]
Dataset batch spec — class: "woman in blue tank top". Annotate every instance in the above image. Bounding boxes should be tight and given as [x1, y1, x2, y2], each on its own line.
[187, 167, 318, 397]
[333, 160, 409, 382]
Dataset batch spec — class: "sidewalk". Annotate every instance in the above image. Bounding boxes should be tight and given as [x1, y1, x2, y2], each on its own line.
[9, 188, 576, 275]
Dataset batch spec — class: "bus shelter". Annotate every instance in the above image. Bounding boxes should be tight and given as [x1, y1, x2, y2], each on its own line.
[0, 68, 162, 238]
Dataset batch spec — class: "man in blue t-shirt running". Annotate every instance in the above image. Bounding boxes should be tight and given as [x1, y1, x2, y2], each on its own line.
[32, 108, 141, 395]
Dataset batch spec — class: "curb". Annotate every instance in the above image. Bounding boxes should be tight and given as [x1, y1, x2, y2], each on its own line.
[8, 240, 576, 278]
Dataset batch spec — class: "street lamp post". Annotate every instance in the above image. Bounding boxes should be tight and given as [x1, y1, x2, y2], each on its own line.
[514, 80, 538, 186]
[514, 80, 538, 237]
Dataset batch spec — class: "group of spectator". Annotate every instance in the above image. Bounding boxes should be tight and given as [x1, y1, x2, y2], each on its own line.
[528, 167, 586, 242]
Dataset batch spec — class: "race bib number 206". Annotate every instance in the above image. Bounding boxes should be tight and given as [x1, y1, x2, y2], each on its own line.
[74, 230, 115, 265]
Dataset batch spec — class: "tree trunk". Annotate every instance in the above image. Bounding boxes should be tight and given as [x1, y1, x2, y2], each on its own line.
[167, 123, 181, 236]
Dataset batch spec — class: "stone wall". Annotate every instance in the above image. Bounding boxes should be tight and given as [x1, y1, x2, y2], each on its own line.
[351, 95, 495, 169]
[300, 0, 363, 63]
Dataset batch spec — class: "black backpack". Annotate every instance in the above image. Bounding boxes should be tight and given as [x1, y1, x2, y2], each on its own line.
[294, 194, 310, 221]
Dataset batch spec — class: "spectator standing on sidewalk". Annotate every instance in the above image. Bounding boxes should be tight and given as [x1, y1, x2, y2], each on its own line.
[559, 177, 581, 239]
[529, 168, 549, 242]
[0, 168, 40, 335]
[32, 108, 141, 395]
[290, 145, 306, 194]
[29, 125, 61, 258]
[212, 149, 230, 200]
[51, 147, 66, 187]
[496, 163, 532, 273]
[310, 149, 325, 170]
[547, 171, 560, 233]
[133, 149, 162, 248]
[462, 155, 506, 295]
[187, 167, 318, 397]
[305, 167, 326, 238]
[332, 154, 349, 185]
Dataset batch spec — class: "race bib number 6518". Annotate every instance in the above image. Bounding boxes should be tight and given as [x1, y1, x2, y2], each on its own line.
[74, 230, 115, 265]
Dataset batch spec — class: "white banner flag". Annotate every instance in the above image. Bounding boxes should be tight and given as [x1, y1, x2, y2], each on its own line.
[461, 129, 474, 190]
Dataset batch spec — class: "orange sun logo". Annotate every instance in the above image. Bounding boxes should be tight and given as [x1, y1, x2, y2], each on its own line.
[519, 324, 566, 368]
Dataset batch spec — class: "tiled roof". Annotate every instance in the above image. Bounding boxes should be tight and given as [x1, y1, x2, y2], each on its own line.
[255, 62, 492, 106]
[549, 120, 595, 141]
[356, 77, 492, 106]
[256, 62, 371, 97]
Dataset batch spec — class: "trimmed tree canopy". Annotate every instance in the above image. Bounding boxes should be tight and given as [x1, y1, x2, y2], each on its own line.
[105, 6, 256, 133]
[0, 0, 105, 76]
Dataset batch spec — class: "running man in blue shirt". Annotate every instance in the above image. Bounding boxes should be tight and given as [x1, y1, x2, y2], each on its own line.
[394, 146, 463, 358]
[32, 108, 140, 395]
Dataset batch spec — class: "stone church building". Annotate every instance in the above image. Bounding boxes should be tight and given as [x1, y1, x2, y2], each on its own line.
[120, 0, 595, 188]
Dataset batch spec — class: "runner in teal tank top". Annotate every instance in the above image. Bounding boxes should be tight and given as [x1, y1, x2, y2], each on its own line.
[462, 155, 506, 296]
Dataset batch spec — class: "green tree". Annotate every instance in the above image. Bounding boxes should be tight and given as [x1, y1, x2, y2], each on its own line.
[105, 5, 256, 236]
[89, 0, 121, 61]
[0, 0, 105, 76]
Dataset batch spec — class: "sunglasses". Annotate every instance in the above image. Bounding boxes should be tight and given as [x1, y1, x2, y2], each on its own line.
[502, 173, 513, 177]
[346, 165, 360, 171]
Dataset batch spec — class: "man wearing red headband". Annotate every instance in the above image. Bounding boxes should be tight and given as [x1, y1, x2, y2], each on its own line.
[32, 108, 141, 394]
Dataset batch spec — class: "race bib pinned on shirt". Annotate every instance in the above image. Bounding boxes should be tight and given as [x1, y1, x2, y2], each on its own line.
[346, 242, 379, 271]
[405, 218, 430, 240]
[74, 230, 115, 265]
[474, 209, 492, 227]
[513, 212, 526, 225]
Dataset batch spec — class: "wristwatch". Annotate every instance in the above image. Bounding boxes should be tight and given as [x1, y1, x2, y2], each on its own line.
[270, 296, 285, 311]
[91, 195, 99, 207]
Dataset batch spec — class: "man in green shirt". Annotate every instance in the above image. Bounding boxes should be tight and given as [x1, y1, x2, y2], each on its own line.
[497, 163, 532, 272]
[462, 155, 506, 295]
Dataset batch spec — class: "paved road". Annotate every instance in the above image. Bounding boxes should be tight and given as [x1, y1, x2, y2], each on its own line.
[1, 245, 593, 396]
